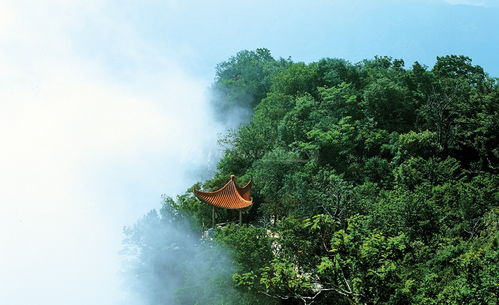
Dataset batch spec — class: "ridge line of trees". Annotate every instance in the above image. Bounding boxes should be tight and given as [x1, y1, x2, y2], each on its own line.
[124, 49, 498, 305]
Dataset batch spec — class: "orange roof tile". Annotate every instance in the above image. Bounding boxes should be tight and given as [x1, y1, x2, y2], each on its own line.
[236, 179, 252, 201]
[194, 175, 253, 210]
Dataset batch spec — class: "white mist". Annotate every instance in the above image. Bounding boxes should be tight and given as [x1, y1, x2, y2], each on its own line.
[0, 1, 222, 304]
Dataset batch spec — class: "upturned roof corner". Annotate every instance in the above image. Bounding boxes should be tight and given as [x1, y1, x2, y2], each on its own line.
[194, 175, 253, 210]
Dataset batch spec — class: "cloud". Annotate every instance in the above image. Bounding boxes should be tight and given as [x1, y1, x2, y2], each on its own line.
[0, 1, 221, 305]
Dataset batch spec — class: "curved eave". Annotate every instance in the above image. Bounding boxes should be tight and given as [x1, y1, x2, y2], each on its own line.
[194, 192, 252, 209]
[236, 179, 252, 201]
[193, 178, 253, 210]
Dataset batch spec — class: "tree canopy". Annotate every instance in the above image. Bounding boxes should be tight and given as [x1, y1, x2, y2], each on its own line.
[124, 49, 498, 305]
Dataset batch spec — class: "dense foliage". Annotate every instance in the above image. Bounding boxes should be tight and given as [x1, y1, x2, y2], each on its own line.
[124, 49, 498, 304]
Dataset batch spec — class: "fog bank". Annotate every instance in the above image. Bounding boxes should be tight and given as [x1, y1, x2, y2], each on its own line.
[0, 1, 222, 304]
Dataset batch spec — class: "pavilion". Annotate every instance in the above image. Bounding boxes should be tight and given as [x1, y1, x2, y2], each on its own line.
[194, 175, 252, 226]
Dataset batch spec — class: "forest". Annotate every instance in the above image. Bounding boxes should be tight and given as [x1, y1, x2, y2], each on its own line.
[123, 49, 498, 305]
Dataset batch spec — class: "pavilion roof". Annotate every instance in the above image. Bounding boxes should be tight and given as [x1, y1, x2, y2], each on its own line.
[194, 175, 253, 210]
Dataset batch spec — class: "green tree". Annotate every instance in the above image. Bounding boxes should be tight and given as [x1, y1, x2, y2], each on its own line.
[212, 48, 289, 121]
[125, 51, 499, 305]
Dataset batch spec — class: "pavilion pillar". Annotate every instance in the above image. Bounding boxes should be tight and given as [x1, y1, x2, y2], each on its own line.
[212, 206, 215, 228]
[239, 210, 242, 226]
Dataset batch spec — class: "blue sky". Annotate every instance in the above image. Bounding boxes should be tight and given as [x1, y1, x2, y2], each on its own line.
[0, 1, 497, 305]
[73, 0, 499, 78]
